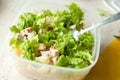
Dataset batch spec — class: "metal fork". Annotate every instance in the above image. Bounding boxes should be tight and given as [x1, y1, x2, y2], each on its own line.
[73, 12, 120, 41]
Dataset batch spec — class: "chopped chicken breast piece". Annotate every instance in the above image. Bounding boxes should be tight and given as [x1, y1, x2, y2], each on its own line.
[41, 51, 51, 56]
[49, 47, 59, 57]
[36, 51, 52, 64]
[49, 47, 59, 64]
[37, 43, 47, 51]
[17, 27, 35, 41]
[35, 43, 47, 56]
[37, 46, 59, 64]
[36, 56, 52, 64]
[52, 56, 58, 64]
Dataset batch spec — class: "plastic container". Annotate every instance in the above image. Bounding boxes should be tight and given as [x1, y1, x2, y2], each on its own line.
[104, 0, 120, 13]
[9, 0, 101, 80]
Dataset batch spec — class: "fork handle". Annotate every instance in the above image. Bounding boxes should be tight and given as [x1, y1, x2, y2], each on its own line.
[80, 12, 120, 34]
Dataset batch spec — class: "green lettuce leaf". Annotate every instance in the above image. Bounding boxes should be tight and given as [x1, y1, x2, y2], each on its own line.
[67, 2, 84, 30]
[54, 55, 69, 66]
[17, 13, 36, 31]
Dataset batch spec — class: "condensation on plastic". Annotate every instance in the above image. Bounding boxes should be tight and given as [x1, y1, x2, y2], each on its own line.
[9, 0, 101, 80]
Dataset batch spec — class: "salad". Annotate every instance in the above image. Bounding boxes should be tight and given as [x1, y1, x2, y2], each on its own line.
[9, 3, 94, 69]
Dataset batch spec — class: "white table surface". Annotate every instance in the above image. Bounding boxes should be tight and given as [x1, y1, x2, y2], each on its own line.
[0, 0, 120, 80]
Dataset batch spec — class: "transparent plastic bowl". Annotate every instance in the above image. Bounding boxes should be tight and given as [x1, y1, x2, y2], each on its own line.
[9, 0, 101, 80]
